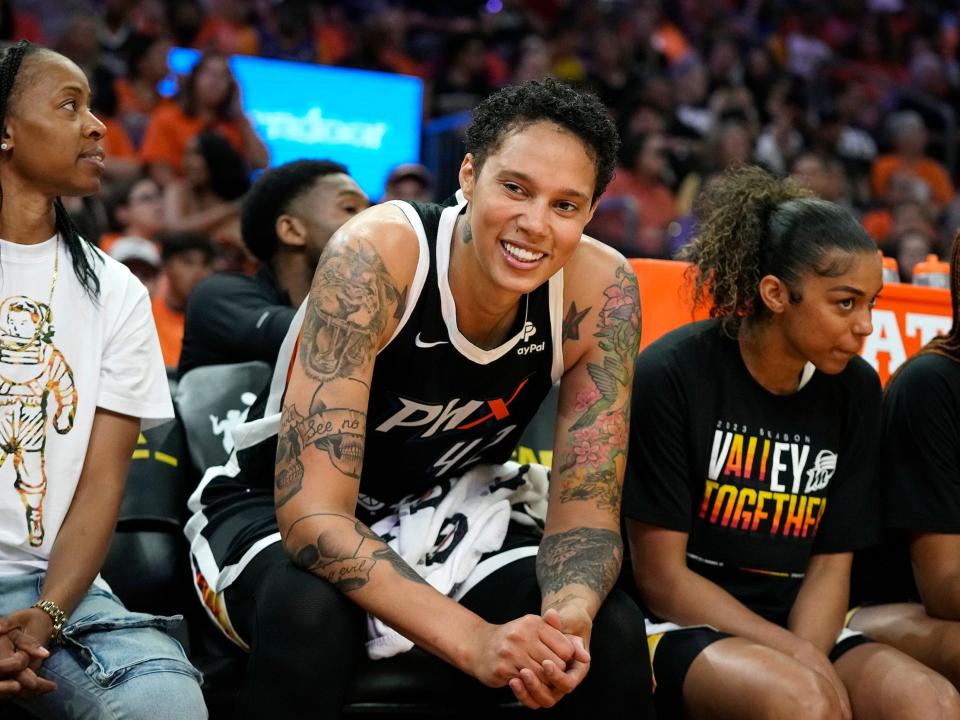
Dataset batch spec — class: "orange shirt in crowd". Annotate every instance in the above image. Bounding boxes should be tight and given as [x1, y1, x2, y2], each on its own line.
[99, 232, 122, 254]
[101, 117, 136, 160]
[378, 48, 428, 79]
[152, 292, 185, 368]
[655, 22, 691, 64]
[861, 209, 893, 244]
[139, 104, 246, 175]
[193, 17, 260, 56]
[604, 171, 679, 234]
[871, 154, 954, 208]
[115, 77, 170, 118]
[314, 22, 350, 65]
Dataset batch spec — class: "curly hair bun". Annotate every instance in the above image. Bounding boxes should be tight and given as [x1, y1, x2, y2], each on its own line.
[679, 164, 872, 334]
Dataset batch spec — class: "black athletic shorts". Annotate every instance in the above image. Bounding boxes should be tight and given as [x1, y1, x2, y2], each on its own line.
[648, 625, 872, 719]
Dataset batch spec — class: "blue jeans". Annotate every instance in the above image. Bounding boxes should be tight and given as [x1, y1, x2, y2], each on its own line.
[0, 572, 206, 720]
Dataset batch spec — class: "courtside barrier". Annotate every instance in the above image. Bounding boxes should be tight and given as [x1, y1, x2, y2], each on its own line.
[628, 258, 952, 384]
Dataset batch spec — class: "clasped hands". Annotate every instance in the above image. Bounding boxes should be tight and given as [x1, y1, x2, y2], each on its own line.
[475, 602, 593, 710]
[0, 608, 58, 699]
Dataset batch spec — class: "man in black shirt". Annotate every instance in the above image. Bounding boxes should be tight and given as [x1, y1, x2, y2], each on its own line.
[178, 160, 369, 375]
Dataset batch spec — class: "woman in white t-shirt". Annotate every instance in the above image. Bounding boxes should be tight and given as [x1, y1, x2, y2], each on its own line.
[0, 42, 205, 719]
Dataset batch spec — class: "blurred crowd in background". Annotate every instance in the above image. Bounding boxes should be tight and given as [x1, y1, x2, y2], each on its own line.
[5, 0, 959, 364]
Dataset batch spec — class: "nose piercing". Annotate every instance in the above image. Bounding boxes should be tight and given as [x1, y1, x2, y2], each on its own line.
[1, 143, 8, 151]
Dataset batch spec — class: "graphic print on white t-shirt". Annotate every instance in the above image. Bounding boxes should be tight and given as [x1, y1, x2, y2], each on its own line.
[0, 294, 76, 547]
[0, 235, 173, 576]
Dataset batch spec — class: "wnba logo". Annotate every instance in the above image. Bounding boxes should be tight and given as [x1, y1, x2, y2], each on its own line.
[518, 321, 544, 355]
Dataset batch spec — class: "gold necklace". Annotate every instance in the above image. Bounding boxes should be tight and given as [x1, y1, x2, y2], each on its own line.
[0, 234, 60, 351]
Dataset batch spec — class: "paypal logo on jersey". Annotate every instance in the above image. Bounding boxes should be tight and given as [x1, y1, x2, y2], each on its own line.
[518, 321, 545, 355]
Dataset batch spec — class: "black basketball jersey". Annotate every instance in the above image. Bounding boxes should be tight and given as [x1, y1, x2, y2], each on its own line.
[187, 194, 564, 594]
[359, 196, 563, 509]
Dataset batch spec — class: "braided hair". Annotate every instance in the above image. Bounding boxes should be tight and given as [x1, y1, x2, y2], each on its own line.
[0, 40, 101, 297]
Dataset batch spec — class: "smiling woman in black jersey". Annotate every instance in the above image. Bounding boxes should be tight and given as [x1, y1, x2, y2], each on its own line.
[624, 165, 960, 720]
[185, 78, 654, 719]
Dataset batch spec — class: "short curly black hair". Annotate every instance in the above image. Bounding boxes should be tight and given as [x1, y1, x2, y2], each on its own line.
[240, 159, 349, 262]
[464, 78, 619, 203]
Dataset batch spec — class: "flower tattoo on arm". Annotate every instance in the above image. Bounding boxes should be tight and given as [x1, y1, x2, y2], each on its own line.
[558, 264, 641, 512]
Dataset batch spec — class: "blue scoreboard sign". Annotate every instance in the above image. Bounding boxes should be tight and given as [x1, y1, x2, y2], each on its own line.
[167, 48, 423, 199]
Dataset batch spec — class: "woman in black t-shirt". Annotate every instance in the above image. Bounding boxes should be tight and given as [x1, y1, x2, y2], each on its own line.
[848, 234, 960, 690]
[624, 166, 960, 719]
